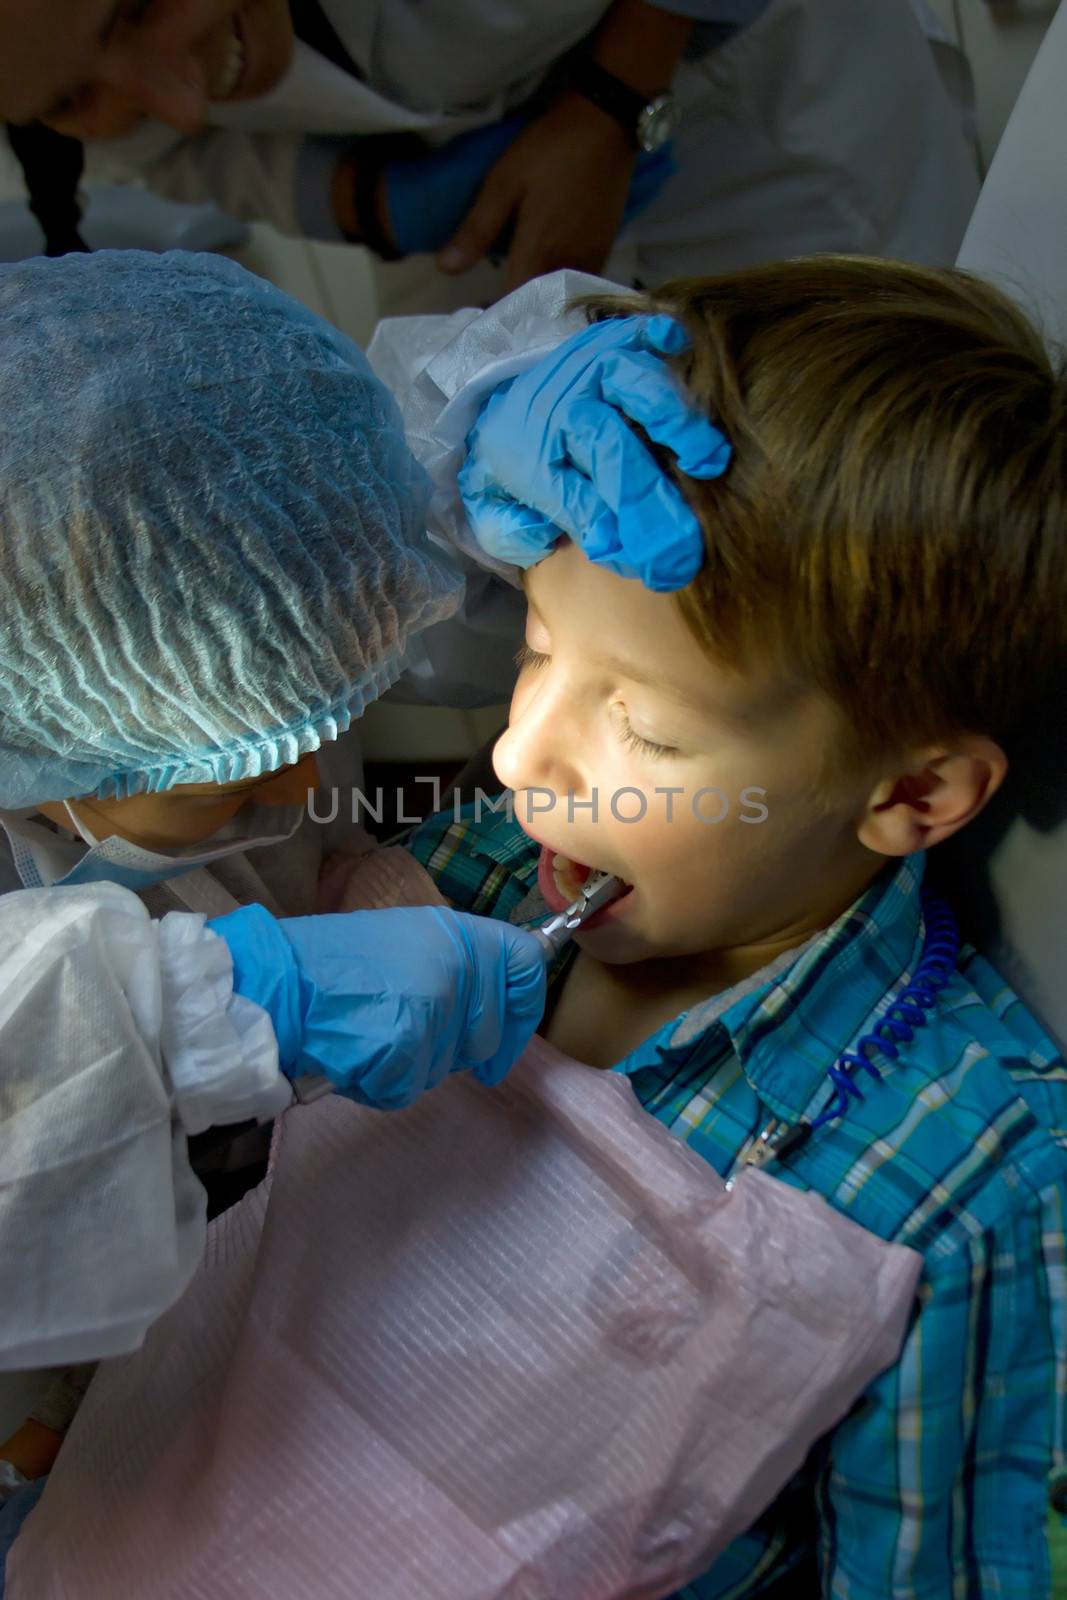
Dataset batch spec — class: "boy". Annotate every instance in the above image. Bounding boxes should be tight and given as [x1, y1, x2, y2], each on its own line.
[407, 257, 1067, 1597]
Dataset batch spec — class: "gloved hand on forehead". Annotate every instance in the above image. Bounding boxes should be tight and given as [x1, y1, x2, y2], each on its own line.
[209, 903, 546, 1110]
[458, 314, 731, 593]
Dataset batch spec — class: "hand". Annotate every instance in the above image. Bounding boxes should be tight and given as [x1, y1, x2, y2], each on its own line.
[210, 903, 546, 1110]
[437, 95, 637, 293]
[458, 315, 732, 592]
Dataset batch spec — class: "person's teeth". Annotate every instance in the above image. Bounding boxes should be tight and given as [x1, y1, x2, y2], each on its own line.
[212, 24, 243, 99]
[552, 853, 588, 902]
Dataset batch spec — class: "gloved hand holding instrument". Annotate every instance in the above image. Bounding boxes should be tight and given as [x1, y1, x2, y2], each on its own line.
[210, 876, 624, 1109]
[211, 903, 546, 1110]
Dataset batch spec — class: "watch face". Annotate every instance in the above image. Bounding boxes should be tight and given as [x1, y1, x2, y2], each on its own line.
[637, 93, 679, 154]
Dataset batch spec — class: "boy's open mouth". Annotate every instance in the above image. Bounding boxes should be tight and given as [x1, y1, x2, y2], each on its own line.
[536, 846, 634, 919]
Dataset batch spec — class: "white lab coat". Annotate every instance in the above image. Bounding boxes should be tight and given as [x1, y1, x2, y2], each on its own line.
[84, 0, 980, 284]
[0, 731, 372, 1374]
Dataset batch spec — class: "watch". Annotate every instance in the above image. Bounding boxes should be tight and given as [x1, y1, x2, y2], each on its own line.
[567, 59, 680, 153]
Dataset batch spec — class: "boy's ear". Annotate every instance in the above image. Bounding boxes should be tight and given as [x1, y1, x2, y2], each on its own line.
[857, 737, 1008, 857]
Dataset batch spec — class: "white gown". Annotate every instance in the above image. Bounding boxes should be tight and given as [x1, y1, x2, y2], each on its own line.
[0, 731, 369, 1374]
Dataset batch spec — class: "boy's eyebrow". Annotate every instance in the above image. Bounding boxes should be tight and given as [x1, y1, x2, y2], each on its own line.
[527, 594, 724, 708]
[526, 587, 779, 718]
[597, 650, 688, 698]
[526, 594, 678, 695]
[601, 646, 795, 725]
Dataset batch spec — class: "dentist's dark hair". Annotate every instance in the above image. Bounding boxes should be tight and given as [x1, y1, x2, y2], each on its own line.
[5, 122, 87, 256]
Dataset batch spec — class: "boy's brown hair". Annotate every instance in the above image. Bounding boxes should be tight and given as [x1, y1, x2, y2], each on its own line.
[587, 258, 1067, 769]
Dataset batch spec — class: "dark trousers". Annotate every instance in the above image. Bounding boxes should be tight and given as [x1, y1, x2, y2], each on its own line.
[756, 1555, 822, 1598]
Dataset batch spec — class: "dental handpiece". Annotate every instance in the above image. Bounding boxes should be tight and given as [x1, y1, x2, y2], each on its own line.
[291, 874, 625, 1107]
[529, 872, 625, 960]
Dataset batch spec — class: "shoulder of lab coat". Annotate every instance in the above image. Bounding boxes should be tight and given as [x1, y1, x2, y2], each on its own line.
[0, 881, 285, 1369]
[77, 41, 433, 233]
[77, 32, 534, 237]
[83, 120, 305, 235]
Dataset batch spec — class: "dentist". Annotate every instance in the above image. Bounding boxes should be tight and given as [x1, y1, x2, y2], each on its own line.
[0, 247, 550, 1371]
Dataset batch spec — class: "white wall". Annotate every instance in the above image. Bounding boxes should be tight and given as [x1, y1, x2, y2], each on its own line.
[924, 0, 1058, 171]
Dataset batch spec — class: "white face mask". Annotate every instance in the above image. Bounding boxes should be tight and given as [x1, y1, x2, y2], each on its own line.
[63, 799, 100, 846]
[1, 802, 304, 893]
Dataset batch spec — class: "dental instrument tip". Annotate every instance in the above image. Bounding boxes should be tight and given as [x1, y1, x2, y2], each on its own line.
[531, 872, 625, 960]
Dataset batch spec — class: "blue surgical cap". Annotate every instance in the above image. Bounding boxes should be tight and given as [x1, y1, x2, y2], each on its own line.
[0, 250, 463, 808]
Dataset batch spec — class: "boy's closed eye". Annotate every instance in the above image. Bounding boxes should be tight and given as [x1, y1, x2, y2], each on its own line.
[513, 641, 680, 759]
[513, 641, 547, 674]
[614, 718, 678, 761]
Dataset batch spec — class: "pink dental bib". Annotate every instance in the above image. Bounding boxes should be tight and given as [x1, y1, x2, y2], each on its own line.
[9, 851, 921, 1600]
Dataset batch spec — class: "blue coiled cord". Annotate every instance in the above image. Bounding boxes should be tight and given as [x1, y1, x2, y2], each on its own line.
[809, 889, 961, 1130]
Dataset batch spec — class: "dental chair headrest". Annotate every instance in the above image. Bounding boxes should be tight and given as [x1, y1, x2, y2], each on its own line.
[942, 1, 1067, 1050]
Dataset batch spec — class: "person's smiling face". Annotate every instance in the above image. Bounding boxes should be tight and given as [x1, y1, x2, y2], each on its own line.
[0, 0, 293, 138]
[492, 540, 885, 971]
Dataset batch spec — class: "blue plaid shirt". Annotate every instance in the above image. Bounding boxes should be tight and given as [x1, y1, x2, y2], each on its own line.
[410, 801, 1067, 1599]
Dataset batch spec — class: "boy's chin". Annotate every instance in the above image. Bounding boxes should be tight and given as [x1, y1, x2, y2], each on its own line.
[573, 923, 658, 964]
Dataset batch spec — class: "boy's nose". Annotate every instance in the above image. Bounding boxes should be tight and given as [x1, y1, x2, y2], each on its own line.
[492, 691, 588, 803]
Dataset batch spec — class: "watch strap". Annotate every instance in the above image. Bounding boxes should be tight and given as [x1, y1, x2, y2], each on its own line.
[566, 59, 648, 146]
[337, 134, 421, 260]
[352, 152, 405, 261]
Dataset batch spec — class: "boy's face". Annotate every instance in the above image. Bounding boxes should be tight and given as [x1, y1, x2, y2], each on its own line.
[492, 542, 883, 968]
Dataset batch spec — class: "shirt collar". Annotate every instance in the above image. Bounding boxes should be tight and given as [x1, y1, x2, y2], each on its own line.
[689, 854, 927, 1124]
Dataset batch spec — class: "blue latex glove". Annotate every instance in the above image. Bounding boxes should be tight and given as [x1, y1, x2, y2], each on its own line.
[0, 1476, 48, 1587]
[209, 903, 546, 1110]
[457, 315, 732, 592]
[385, 116, 676, 257]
